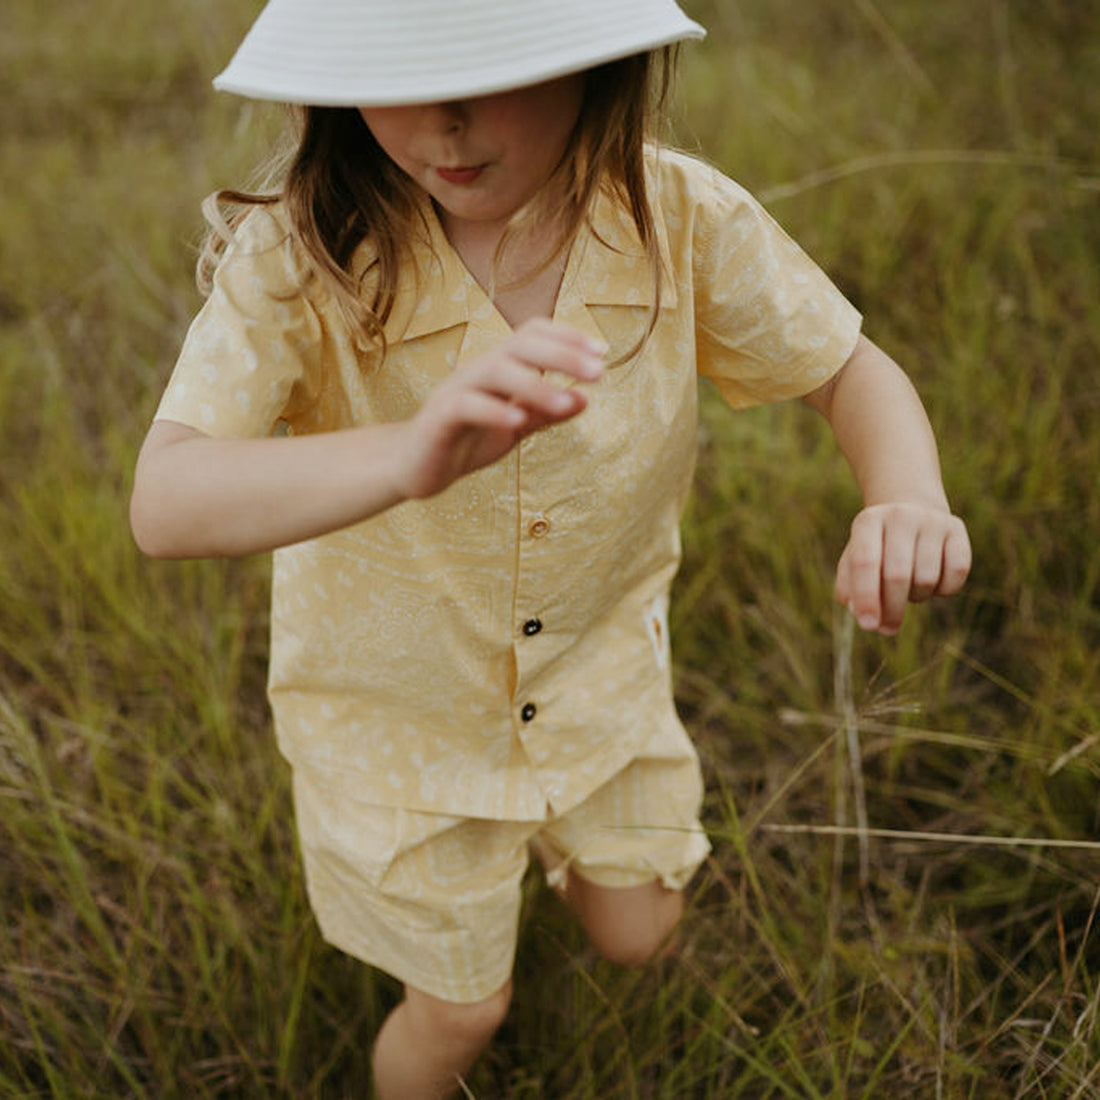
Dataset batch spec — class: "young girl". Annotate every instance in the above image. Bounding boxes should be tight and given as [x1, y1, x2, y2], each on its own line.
[131, 1, 971, 1095]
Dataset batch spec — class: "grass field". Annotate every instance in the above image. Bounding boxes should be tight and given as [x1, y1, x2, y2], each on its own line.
[2, 0, 1098, 1095]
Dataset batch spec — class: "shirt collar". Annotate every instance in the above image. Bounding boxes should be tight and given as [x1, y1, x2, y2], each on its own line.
[371, 183, 677, 347]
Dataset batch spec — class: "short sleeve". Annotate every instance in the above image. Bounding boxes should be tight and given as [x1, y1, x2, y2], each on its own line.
[691, 165, 861, 409]
[155, 206, 322, 438]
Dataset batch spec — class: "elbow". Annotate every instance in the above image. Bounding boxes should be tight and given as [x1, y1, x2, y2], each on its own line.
[130, 420, 219, 558]
[130, 486, 242, 560]
[129, 495, 170, 559]
[129, 486, 190, 559]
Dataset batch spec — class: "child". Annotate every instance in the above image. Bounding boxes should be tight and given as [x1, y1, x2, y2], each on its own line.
[131, 1, 971, 1095]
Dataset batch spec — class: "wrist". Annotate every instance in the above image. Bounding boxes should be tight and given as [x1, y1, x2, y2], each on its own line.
[360, 420, 420, 507]
[860, 472, 951, 514]
[861, 492, 951, 513]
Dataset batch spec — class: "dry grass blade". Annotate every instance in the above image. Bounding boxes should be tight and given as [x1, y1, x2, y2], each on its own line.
[759, 148, 1085, 204]
[759, 825, 1100, 852]
[1048, 732, 1100, 777]
[835, 617, 867, 871]
[779, 710, 1056, 764]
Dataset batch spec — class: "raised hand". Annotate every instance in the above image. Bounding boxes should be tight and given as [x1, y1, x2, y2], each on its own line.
[398, 317, 605, 500]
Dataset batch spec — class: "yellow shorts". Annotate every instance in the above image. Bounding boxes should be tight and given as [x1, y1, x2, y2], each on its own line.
[292, 755, 710, 1003]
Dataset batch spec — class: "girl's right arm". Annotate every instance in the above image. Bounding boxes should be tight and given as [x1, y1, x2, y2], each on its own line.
[131, 318, 605, 559]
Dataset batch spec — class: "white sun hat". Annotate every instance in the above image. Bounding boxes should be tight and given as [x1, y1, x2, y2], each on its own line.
[213, 0, 706, 106]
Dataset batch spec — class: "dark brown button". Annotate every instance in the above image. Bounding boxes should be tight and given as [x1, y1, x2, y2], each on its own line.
[521, 702, 537, 722]
[523, 618, 542, 636]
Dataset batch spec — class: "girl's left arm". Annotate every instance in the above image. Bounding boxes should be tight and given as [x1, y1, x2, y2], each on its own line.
[803, 334, 971, 635]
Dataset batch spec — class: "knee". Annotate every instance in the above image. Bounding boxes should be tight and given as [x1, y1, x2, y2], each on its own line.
[405, 979, 513, 1046]
[590, 922, 680, 967]
[584, 889, 684, 968]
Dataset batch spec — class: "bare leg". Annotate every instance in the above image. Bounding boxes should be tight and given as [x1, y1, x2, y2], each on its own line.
[372, 980, 512, 1100]
[565, 873, 684, 966]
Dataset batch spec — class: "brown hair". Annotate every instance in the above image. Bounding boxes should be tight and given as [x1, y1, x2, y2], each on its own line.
[198, 48, 678, 361]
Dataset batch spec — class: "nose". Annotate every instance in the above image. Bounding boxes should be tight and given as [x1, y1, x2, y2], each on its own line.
[429, 100, 468, 135]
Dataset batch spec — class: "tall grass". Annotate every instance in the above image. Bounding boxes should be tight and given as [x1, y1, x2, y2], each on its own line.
[1, 0, 1098, 1094]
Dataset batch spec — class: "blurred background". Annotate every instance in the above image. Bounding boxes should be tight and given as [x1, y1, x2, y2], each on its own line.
[1, 1, 1097, 1094]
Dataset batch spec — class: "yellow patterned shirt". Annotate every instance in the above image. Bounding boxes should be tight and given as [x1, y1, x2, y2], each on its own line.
[156, 150, 861, 820]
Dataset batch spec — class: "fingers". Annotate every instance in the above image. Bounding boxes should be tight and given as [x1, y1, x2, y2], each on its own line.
[878, 518, 917, 634]
[466, 356, 588, 426]
[937, 520, 972, 596]
[909, 526, 945, 603]
[504, 317, 607, 382]
[837, 509, 889, 634]
[443, 318, 604, 430]
[446, 388, 530, 433]
[836, 504, 971, 636]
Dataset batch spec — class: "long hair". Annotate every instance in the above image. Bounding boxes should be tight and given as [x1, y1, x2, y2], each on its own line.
[198, 48, 678, 361]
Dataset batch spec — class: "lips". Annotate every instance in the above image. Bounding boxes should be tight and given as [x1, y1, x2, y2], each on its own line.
[436, 165, 485, 185]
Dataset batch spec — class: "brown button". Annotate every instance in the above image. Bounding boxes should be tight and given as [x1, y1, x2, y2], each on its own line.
[528, 516, 550, 538]
[521, 702, 537, 722]
[522, 618, 542, 636]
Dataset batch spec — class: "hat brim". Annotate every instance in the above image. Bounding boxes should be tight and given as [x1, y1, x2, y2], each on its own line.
[213, 0, 705, 106]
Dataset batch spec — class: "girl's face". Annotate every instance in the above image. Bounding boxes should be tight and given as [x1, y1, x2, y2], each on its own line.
[359, 75, 584, 240]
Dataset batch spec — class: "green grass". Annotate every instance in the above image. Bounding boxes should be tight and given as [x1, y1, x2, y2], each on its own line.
[2, 0, 1098, 1095]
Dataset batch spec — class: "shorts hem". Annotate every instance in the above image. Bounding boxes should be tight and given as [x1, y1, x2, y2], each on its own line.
[571, 831, 711, 892]
[533, 823, 711, 893]
[320, 930, 515, 1005]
